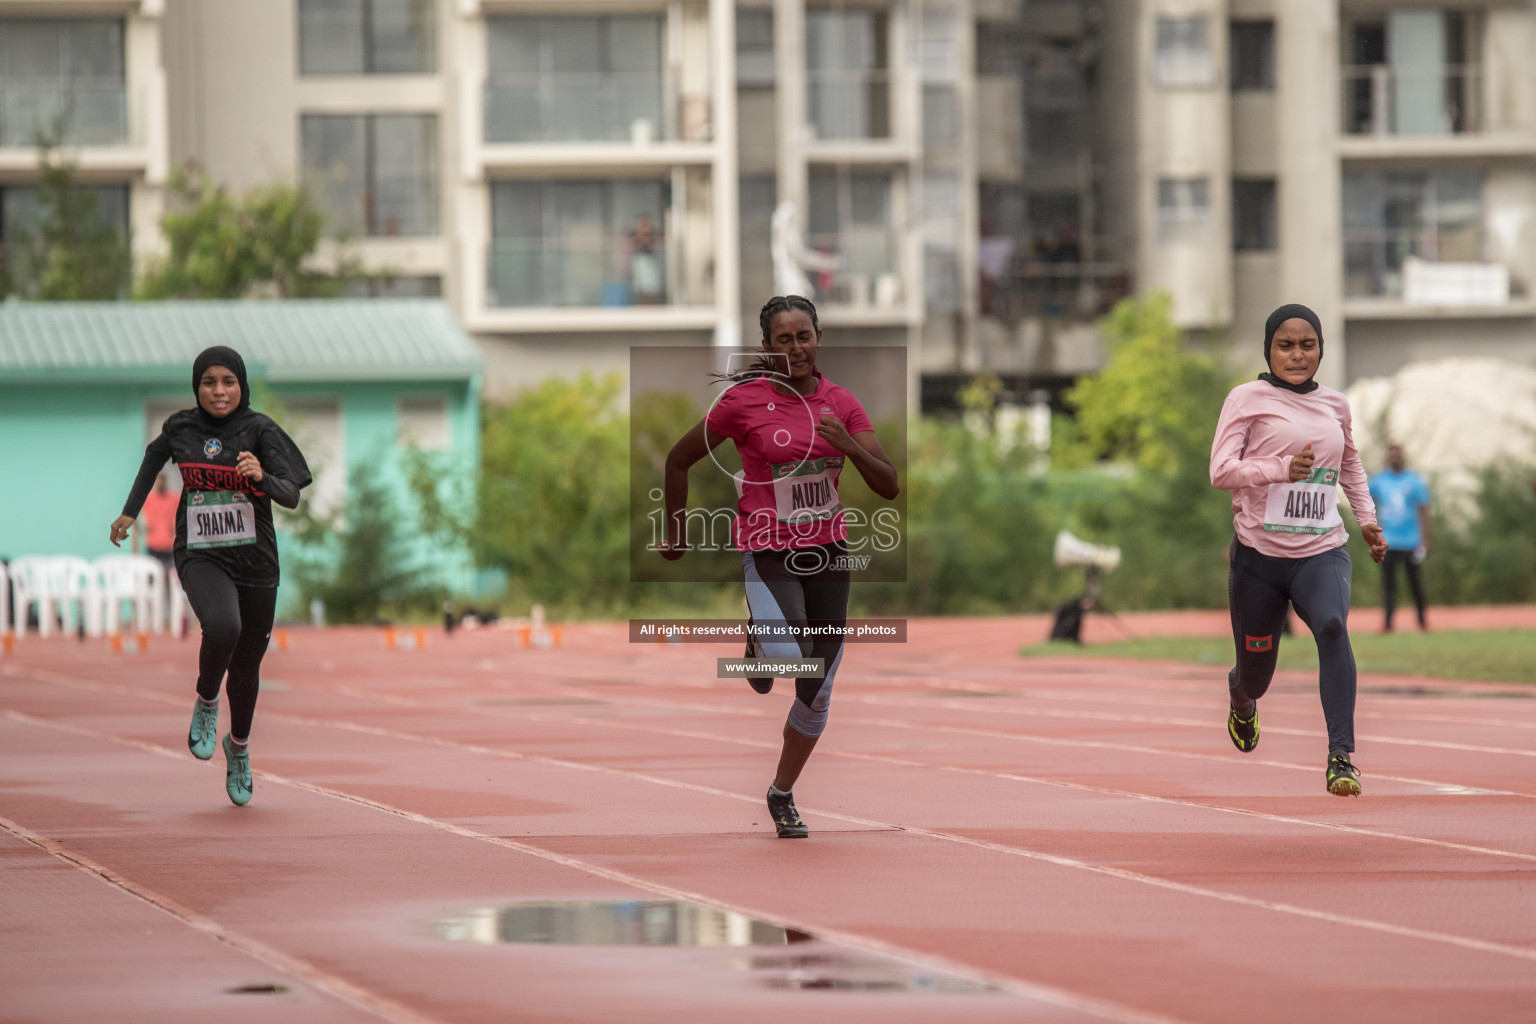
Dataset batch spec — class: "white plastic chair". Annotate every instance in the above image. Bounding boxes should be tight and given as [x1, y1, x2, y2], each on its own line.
[92, 555, 165, 636]
[165, 566, 188, 636]
[56, 557, 97, 636]
[9, 556, 80, 638]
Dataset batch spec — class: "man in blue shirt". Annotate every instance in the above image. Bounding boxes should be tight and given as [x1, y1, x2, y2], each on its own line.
[1368, 445, 1432, 631]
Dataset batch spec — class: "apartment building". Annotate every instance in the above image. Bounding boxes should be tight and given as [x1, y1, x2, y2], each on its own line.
[3, 0, 1532, 401]
[1100, 0, 1536, 386]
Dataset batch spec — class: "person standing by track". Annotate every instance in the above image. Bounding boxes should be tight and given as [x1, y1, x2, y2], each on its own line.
[111, 346, 311, 806]
[661, 295, 900, 838]
[1210, 304, 1387, 796]
[1369, 444, 1432, 633]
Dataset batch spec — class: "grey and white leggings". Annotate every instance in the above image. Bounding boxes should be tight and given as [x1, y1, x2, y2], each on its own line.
[743, 541, 851, 738]
[1228, 538, 1357, 753]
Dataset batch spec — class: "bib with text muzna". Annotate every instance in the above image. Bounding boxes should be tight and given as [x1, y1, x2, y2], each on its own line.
[1263, 466, 1342, 535]
[186, 491, 258, 549]
[771, 456, 844, 524]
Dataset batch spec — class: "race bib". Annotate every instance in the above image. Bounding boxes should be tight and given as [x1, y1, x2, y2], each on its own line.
[1263, 466, 1342, 535]
[186, 490, 258, 549]
[772, 457, 844, 524]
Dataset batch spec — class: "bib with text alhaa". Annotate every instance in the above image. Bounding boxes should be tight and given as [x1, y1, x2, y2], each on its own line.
[772, 456, 844, 524]
[186, 491, 258, 549]
[1263, 466, 1342, 535]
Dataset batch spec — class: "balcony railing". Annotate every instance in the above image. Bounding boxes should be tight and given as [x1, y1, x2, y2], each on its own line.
[0, 83, 128, 147]
[487, 237, 678, 309]
[1343, 227, 1497, 299]
[980, 235, 1130, 321]
[1341, 64, 1483, 136]
[484, 72, 677, 145]
[804, 230, 901, 307]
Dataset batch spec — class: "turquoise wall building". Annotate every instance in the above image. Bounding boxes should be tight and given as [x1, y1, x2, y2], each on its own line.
[0, 300, 484, 615]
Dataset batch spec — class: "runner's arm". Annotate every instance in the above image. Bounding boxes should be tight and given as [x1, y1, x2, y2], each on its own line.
[843, 430, 899, 500]
[1209, 399, 1288, 490]
[663, 418, 731, 550]
[120, 433, 173, 518]
[1337, 411, 1376, 528]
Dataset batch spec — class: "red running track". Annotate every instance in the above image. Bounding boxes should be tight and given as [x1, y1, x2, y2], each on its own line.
[2, 616, 1535, 1023]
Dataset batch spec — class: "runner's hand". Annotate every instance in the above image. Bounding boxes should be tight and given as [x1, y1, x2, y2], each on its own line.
[816, 414, 857, 455]
[1362, 523, 1388, 564]
[109, 515, 135, 548]
[235, 451, 264, 483]
[1288, 442, 1315, 482]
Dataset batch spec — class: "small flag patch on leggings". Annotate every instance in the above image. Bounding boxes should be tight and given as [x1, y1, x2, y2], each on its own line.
[1246, 635, 1273, 652]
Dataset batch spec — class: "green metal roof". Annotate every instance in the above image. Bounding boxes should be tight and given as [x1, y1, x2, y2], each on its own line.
[0, 300, 482, 384]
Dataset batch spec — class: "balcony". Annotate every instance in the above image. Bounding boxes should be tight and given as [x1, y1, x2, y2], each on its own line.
[1342, 225, 1526, 307]
[0, 82, 127, 148]
[487, 235, 690, 311]
[980, 235, 1130, 322]
[807, 69, 892, 142]
[1341, 63, 1482, 136]
[484, 72, 683, 145]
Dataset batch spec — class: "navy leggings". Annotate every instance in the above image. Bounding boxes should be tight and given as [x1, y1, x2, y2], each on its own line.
[179, 559, 277, 739]
[1227, 539, 1357, 753]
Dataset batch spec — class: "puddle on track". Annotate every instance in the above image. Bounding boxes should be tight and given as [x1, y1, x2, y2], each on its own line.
[432, 900, 1000, 995]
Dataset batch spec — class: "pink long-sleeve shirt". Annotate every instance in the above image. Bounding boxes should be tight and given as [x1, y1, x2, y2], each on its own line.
[1210, 380, 1377, 559]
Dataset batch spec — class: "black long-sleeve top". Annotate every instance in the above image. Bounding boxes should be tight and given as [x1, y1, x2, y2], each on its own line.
[122, 407, 312, 587]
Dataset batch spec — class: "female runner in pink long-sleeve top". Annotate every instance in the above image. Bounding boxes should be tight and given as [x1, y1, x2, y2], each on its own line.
[1209, 303, 1387, 795]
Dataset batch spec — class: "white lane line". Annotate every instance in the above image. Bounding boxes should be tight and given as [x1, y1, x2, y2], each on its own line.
[0, 810, 443, 1024]
[0, 709, 1188, 1024]
[12, 670, 1536, 957]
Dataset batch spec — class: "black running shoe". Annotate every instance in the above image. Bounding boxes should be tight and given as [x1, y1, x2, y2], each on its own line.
[766, 787, 808, 838]
[1326, 754, 1362, 796]
[1228, 704, 1259, 752]
[744, 635, 773, 694]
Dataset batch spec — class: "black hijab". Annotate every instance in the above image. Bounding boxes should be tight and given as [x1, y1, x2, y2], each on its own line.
[192, 345, 253, 423]
[1259, 303, 1322, 394]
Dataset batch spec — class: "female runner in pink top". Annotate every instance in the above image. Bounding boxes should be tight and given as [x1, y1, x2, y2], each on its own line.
[1210, 303, 1387, 795]
[662, 296, 900, 838]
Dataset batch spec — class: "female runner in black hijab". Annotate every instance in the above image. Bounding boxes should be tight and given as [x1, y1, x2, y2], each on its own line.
[111, 346, 311, 806]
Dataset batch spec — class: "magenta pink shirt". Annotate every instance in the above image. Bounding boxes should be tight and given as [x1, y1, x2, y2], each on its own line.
[1210, 380, 1377, 558]
[707, 372, 873, 551]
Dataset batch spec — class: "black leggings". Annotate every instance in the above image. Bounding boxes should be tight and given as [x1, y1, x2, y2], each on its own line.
[178, 559, 277, 739]
[1227, 539, 1357, 753]
[1381, 549, 1427, 629]
[743, 542, 851, 737]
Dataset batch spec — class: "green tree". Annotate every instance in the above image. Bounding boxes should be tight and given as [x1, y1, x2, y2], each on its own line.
[290, 462, 435, 623]
[0, 141, 132, 300]
[1066, 292, 1233, 472]
[135, 164, 364, 299]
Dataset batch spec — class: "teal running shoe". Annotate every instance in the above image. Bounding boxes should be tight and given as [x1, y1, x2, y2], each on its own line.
[188, 699, 218, 760]
[222, 733, 253, 806]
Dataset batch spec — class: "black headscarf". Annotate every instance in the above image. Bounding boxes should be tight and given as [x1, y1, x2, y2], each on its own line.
[1259, 303, 1323, 394]
[192, 345, 252, 423]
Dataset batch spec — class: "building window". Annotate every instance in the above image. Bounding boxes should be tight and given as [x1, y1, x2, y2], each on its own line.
[485, 16, 665, 144]
[1342, 12, 1477, 136]
[1230, 20, 1274, 92]
[342, 274, 442, 298]
[1153, 16, 1215, 88]
[1026, 41, 1084, 165]
[488, 179, 669, 308]
[1342, 170, 1483, 298]
[923, 172, 961, 313]
[1157, 177, 1211, 233]
[920, 10, 960, 148]
[737, 9, 775, 87]
[0, 183, 129, 291]
[397, 395, 450, 450]
[301, 114, 439, 237]
[0, 19, 126, 146]
[808, 167, 895, 305]
[298, 0, 436, 75]
[806, 9, 890, 140]
[1232, 178, 1277, 251]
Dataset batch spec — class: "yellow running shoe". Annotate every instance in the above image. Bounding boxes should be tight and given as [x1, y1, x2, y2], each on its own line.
[1326, 754, 1361, 796]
